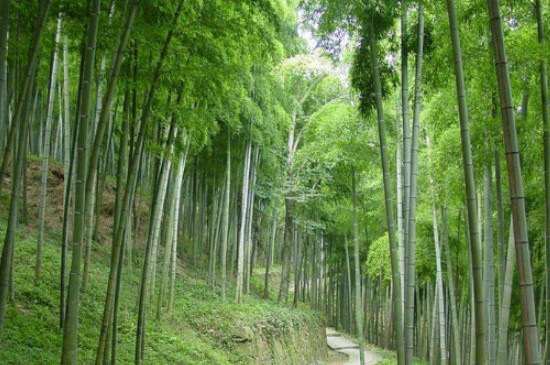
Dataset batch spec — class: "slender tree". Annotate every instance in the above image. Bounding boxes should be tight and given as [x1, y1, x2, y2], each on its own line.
[60, 29, 72, 329]
[401, 5, 411, 258]
[404, 4, 424, 363]
[61, 0, 101, 362]
[264, 205, 277, 299]
[221, 134, 231, 301]
[484, 151, 496, 364]
[36, 16, 62, 281]
[444, 0, 486, 362]
[535, 2, 550, 363]
[368, 15, 405, 365]
[168, 146, 188, 313]
[236, 135, 252, 304]
[497, 218, 516, 364]
[487, 0, 542, 362]
[0, 0, 8, 150]
[352, 170, 365, 365]
[441, 208, 461, 365]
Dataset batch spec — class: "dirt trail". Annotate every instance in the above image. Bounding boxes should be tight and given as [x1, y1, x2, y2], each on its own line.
[326, 328, 381, 365]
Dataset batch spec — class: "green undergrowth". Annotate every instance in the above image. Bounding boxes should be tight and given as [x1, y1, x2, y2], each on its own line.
[0, 219, 321, 364]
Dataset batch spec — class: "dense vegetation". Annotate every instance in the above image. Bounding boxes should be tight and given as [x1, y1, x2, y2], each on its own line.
[1, 0, 550, 364]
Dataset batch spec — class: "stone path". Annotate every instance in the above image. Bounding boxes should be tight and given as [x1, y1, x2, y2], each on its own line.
[326, 328, 382, 365]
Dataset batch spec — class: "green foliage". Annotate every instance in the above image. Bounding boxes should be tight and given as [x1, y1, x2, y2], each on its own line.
[365, 235, 391, 284]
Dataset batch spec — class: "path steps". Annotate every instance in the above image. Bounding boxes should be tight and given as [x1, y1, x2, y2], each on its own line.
[326, 328, 382, 365]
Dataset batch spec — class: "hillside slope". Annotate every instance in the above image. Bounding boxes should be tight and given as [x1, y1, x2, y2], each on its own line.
[0, 160, 327, 364]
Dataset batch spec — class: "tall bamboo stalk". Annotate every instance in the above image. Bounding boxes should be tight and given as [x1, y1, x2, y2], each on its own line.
[236, 135, 252, 304]
[36, 16, 62, 281]
[444, 0, 486, 362]
[484, 155, 496, 364]
[497, 218, 516, 364]
[401, 5, 411, 262]
[487, 0, 542, 362]
[61, 0, 101, 362]
[60, 30, 72, 329]
[405, 4, 424, 363]
[441, 208, 462, 365]
[368, 16, 405, 365]
[427, 134, 447, 365]
[221, 134, 231, 301]
[535, 2, 550, 363]
[0, 0, 8, 151]
[352, 170, 365, 365]
[168, 146, 188, 313]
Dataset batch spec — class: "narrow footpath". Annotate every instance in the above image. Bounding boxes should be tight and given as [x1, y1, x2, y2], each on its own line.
[326, 328, 381, 365]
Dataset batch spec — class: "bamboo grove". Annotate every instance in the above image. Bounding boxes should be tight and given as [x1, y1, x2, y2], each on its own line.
[1, 0, 550, 365]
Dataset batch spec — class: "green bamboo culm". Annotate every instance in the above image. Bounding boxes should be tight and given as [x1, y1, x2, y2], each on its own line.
[404, 3, 424, 364]
[535, 1, 550, 363]
[352, 169, 365, 365]
[36, 16, 62, 282]
[61, 0, 101, 363]
[368, 15, 405, 365]
[444, 0, 486, 362]
[0, 0, 9, 152]
[487, 0, 542, 363]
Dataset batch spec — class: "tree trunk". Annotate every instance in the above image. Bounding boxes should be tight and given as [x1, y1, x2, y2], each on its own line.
[264, 205, 277, 299]
[487, 0, 542, 362]
[60, 30, 72, 330]
[484, 155, 497, 364]
[0, 0, 8, 152]
[405, 4, 424, 363]
[36, 16, 62, 281]
[444, 0, 486, 362]
[495, 152, 505, 305]
[157, 167, 178, 318]
[62, 0, 101, 362]
[221, 134, 231, 301]
[441, 208, 462, 365]
[535, 2, 550, 363]
[352, 170, 365, 365]
[168, 146, 188, 313]
[236, 135, 252, 304]
[368, 16, 405, 365]
[401, 5, 411, 265]
[497, 218, 516, 365]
